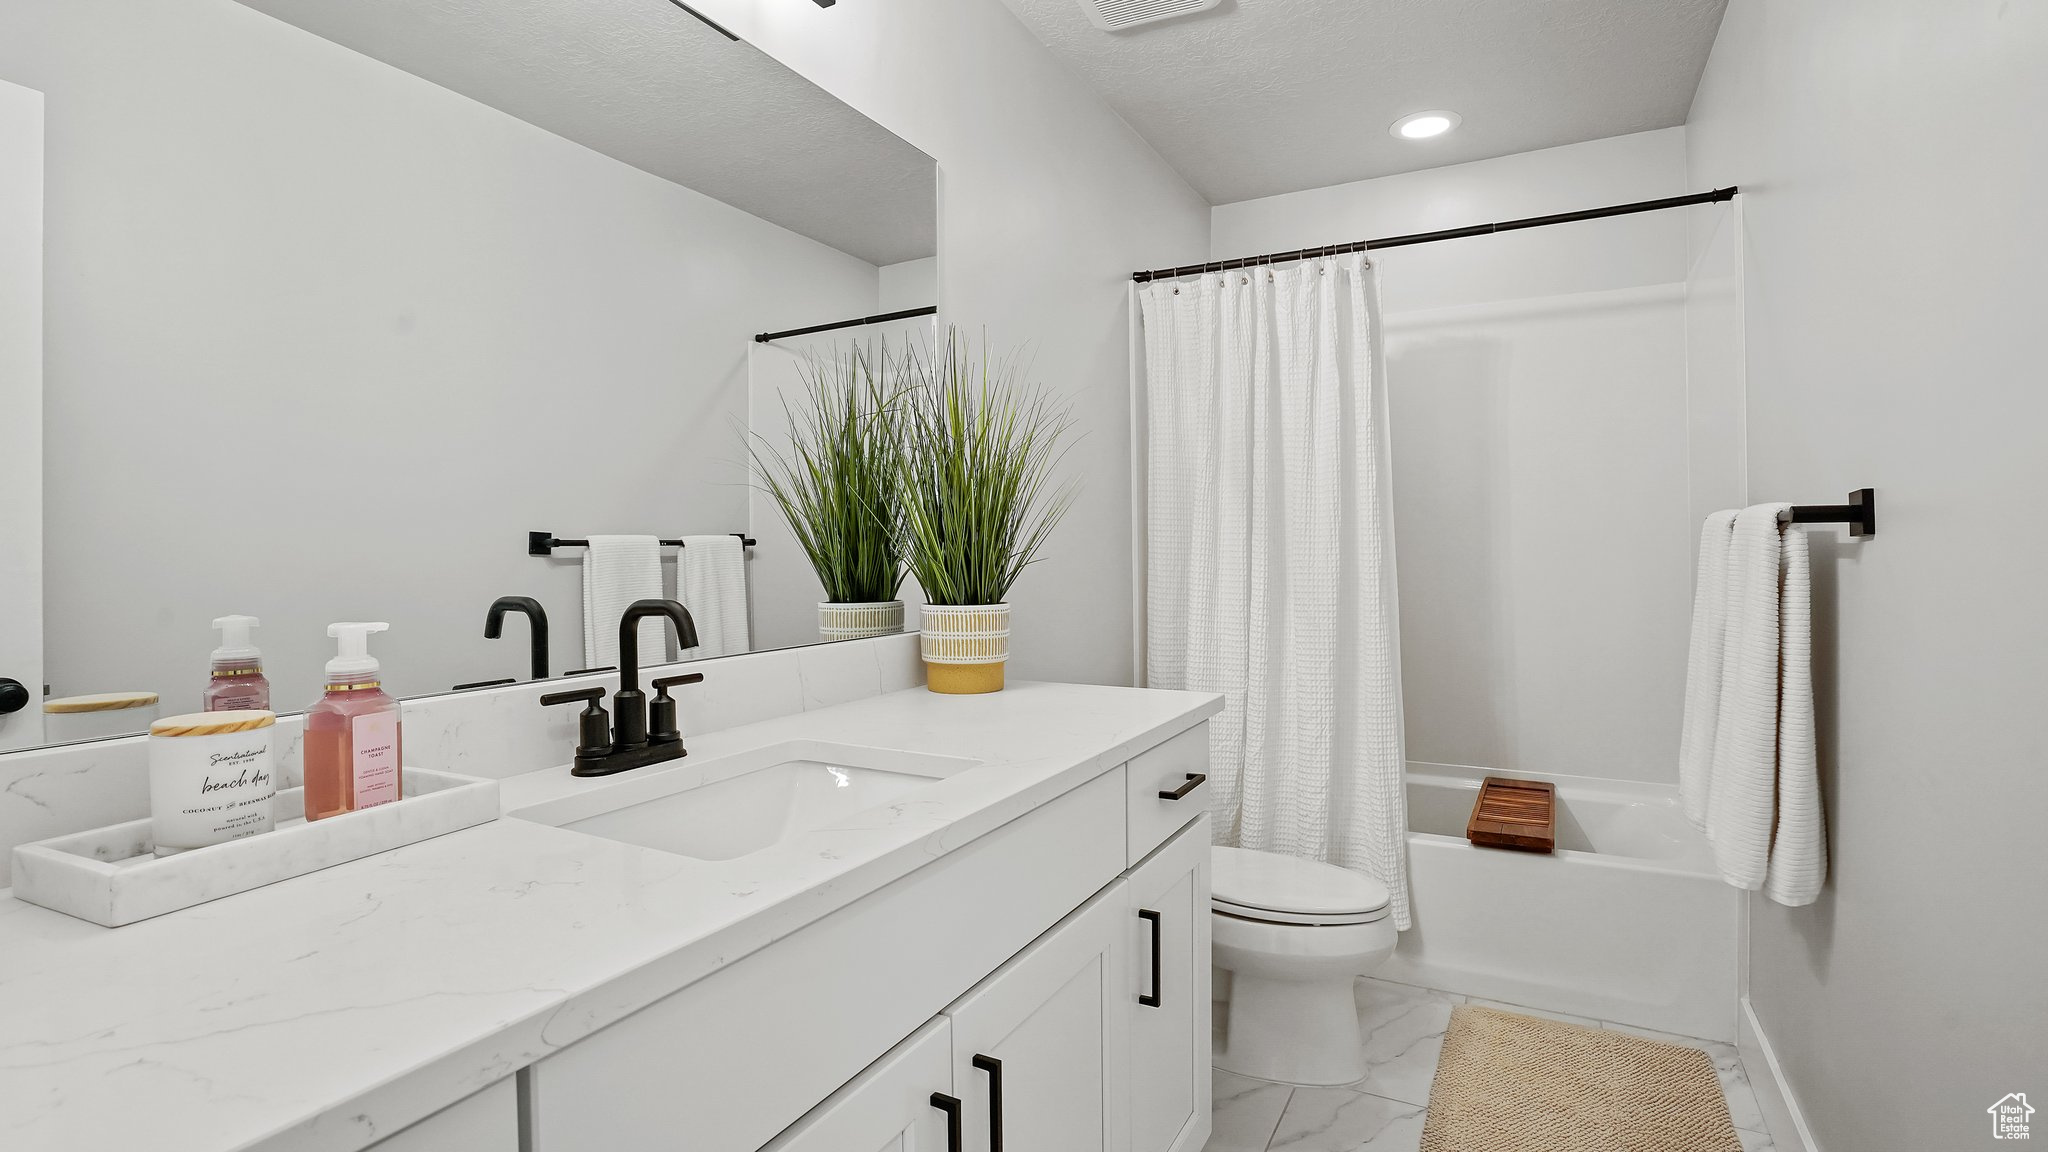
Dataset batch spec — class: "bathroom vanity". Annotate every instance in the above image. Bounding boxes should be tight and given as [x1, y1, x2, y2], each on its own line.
[0, 680, 1220, 1152]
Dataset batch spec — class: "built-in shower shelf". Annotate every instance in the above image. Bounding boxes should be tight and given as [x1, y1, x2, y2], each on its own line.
[1467, 776, 1556, 853]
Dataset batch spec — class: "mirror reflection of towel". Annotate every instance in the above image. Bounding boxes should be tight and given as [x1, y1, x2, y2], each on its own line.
[583, 535, 665, 668]
[679, 535, 750, 659]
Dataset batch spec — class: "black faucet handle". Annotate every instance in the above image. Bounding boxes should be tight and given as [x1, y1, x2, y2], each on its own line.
[539, 685, 604, 706]
[647, 672, 703, 745]
[540, 686, 612, 759]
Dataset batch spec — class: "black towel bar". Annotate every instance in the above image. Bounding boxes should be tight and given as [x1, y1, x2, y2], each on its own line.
[1785, 488, 1875, 538]
[529, 531, 756, 556]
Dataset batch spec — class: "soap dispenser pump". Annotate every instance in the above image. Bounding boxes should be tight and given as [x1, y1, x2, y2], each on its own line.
[302, 622, 403, 821]
[204, 614, 271, 712]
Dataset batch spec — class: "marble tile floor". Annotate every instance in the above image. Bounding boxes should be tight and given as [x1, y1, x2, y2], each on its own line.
[1206, 977, 1775, 1152]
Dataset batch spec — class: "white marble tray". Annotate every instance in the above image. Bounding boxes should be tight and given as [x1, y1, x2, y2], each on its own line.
[9, 768, 499, 927]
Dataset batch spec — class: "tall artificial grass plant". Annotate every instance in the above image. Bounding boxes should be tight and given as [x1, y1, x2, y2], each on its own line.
[896, 329, 1080, 608]
[745, 342, 906, 606]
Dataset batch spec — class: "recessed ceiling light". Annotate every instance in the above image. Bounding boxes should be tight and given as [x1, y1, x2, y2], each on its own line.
[1391, 111, 1461, 140]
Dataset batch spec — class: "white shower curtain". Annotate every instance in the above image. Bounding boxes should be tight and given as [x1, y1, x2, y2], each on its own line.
[1138, 253, 1410, 929]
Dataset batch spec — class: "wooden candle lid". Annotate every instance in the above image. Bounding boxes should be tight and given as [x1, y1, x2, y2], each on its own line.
[44, 691, 160, 714]
[149, 710, 277, 738]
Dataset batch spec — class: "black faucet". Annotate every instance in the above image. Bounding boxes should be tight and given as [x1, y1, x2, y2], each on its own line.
[540, 598, 703, 777]
[485, 596, 550, 681]
[614, 598, 699, 747]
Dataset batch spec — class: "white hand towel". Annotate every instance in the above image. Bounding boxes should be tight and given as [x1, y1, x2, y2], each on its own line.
[1705, 504, 1789, 890]
[1679, 509, 1739, 824]
[582, 535, 666, 669]
[1764, 521, 1825, 906]
[678, 535, 749, 659]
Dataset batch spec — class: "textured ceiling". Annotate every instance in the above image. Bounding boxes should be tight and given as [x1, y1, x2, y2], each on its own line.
[995, 0, 1727, 204]
[233, 0, 936, 266]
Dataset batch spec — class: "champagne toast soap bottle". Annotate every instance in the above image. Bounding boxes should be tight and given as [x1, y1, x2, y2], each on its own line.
[303, 622, 402, 822]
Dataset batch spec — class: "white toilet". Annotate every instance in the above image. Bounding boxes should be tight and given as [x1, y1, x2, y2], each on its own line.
[1211, 846, 1396, 1086]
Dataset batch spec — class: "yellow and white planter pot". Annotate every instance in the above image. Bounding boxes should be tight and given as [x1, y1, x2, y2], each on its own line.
[920, 604, 1010, 694]
[819, 601, 906, 642]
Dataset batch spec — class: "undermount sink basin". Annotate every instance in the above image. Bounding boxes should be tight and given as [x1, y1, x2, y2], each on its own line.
[511, 740, 979, 861]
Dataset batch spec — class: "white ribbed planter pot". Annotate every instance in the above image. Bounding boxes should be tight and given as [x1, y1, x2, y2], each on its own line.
[818, 601, 905, 642]
[920, 604, 1010, 694]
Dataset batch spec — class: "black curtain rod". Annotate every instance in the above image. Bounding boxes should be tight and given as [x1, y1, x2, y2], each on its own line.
[1131, 187, 1739, 283]
[754, 305, 938, 344]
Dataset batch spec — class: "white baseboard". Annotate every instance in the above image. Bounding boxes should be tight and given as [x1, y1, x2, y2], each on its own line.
[1738, 996, 1822, 1152]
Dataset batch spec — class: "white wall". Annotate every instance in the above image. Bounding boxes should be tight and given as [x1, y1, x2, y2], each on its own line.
[877, 258, 938, 314]
[697, 0, 1212, 687]
[1688, 2, 2048, 1146]
[0, 81, 43, 750]
[0, 0, 881, 712]
[1212, 130, 1717, 784]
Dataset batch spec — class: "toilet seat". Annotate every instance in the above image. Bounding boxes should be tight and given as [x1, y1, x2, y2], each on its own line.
[1211, 846, 1392, 926]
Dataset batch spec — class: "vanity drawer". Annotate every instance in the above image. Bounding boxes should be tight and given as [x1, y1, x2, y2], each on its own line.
[1125, 723, 1210, 866]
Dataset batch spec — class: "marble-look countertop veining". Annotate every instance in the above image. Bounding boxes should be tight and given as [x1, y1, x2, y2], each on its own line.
[0, 682, 1221, 1152]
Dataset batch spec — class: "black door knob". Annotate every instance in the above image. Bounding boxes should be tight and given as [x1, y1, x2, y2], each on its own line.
[0, 678, 29, 715]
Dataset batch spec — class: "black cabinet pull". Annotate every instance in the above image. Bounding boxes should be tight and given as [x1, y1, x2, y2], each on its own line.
[1158, 773, 1206, 801]
[1139, 908, 1163, 1008]
[930, 1092, 963, 1152]
[0, 678, 28, 716]
[972, 1054, 1004, 1152]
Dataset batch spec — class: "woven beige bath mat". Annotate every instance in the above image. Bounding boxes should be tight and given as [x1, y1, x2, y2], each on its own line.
[1420, 1004, 1743, 1152]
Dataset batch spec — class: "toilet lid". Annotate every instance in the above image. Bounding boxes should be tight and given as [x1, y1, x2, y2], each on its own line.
[1211, 846, 1391, 924]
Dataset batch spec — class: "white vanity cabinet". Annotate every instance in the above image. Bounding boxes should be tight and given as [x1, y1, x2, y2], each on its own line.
[522, 721, 1213, 1152]
[363, 1078, 518, 1152]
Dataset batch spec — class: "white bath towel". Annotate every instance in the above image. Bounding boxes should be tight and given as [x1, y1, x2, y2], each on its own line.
[582, 535, 667, 670]
[1686, 503, 1826, 905]
[1765, 520, 1825, 906]
[1679, 509, 1739, 825]
[678, 534, 749, 659]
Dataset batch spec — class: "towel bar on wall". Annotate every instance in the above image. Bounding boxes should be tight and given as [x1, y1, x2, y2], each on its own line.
[528, 531, 756, 557]
[1784, 489, 1875, 538]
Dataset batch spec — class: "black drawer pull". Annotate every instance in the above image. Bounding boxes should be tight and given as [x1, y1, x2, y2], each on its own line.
[1139, 908, 1163, 1008]
[1158, 773, 1206, 801]
[930, 1092, 963, 1152]
[972, 1054, 1004, 1152]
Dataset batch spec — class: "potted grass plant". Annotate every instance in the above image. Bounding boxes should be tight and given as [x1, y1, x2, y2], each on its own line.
[897, 329, 1079, 694]
[747, 341, 908, 642]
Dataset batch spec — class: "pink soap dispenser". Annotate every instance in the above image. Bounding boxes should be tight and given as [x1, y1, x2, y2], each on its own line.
[303, 622, 403, 822]
[203, 615, 271, 712]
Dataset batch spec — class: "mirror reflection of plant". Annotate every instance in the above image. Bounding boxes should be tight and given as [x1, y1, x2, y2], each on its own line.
[896, 329, 1080, 607]
[746, 341, 907, 605]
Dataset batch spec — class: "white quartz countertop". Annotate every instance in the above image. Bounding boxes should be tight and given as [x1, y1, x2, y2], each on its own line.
[0, 682, 1220, 1152]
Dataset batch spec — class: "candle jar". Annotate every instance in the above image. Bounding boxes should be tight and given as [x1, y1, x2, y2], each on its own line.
[148, 710, 278, 856]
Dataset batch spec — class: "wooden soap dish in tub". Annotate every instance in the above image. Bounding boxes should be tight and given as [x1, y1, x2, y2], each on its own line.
[1466, 776, 1556, 853]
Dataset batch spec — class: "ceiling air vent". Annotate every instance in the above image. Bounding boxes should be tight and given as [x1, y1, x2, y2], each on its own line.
[1077, 0, 1224, 32]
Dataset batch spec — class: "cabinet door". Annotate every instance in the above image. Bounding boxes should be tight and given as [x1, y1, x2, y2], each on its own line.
[948, 883, 1129, 1152]
[764, 1018, 959, 1152]
[1126, 818, 1212, 1152]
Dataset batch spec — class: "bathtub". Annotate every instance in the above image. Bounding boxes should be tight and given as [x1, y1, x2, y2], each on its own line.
[1377, 763, 1741, 1042]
